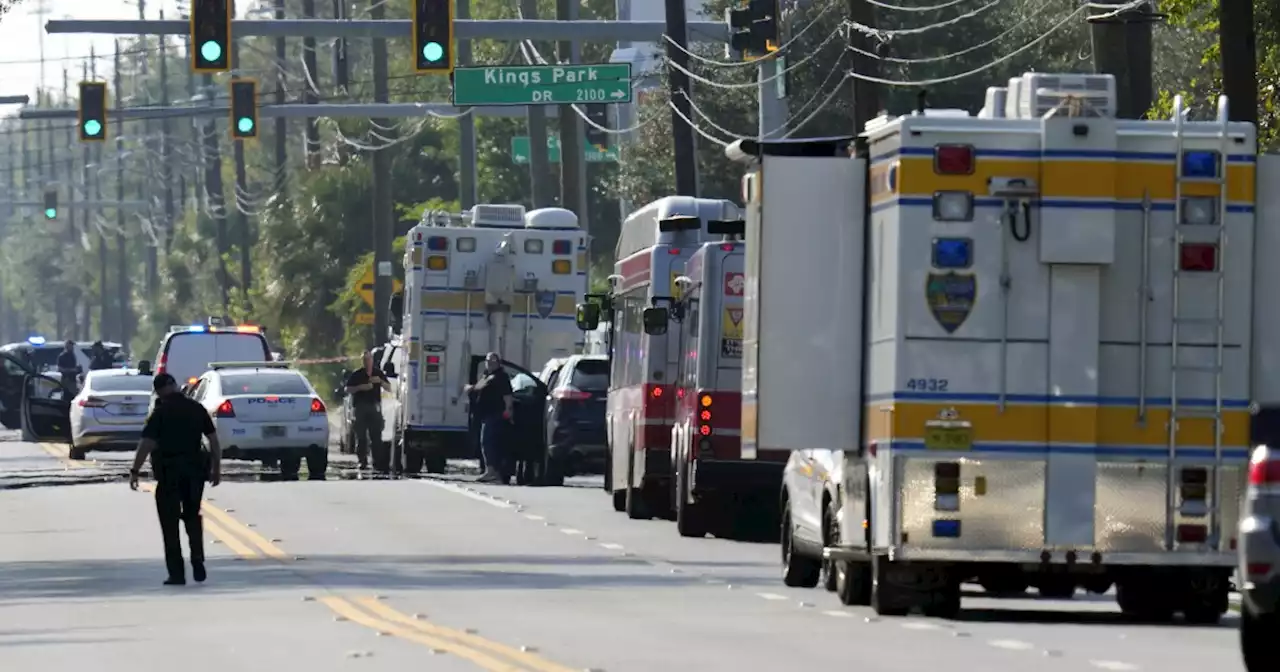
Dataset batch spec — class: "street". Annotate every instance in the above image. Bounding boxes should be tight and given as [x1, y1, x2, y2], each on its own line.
[0, 434, 1245, 672]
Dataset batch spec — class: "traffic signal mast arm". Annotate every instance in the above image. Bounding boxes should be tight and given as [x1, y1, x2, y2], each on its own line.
[725, 0, 779, 59]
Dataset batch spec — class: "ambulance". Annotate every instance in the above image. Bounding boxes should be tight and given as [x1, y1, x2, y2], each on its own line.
[668, 237, 783, 538]
[574, 196, 742, 520]
[732, 71, 1280, 621]
[390, 204, 588, 474]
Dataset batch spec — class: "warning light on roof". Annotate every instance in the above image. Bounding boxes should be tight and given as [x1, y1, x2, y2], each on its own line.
[427, 236, 449, 251]
[1179, 243, 1218, 272]
[934, 144, 974, 175]
[1182, 151, 1220, 179]
[26, 336, 46, 345]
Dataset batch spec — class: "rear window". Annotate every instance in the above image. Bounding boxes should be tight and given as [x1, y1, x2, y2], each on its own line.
[87, 374, 153, 393]
[163, 333, 270, 382]
[569, 359, 609, 391]
[219, 373, 311, 395]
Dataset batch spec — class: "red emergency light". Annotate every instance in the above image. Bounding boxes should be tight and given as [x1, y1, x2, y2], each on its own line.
[1179, 243, 1218, 272]
[426, 355, 440, 364]
[934, 144, 975, 175]
[553, 240, 572, 255]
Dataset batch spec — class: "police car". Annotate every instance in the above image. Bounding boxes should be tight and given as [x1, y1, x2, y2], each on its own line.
[186, 361, 329, 478]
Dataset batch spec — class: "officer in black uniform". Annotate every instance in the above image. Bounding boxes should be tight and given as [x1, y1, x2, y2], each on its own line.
[129, 373, 222, 585]
[345, 350, 390, 472]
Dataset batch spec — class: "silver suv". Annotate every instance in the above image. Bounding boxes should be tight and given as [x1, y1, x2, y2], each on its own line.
[1240, 442, 1280, 671]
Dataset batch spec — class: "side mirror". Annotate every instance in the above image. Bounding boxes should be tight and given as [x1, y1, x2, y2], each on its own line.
[642, 307, 669, 335]
[576, 302, 601, 331]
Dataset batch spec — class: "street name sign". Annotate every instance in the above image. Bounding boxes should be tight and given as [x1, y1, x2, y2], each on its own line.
[452, 64, 633, 106]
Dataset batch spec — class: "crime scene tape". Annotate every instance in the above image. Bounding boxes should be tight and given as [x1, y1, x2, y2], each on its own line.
[288, 355, 362, 365]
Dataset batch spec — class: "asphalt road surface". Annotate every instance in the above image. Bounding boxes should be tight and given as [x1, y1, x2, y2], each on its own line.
[0, 435, 1246, 672]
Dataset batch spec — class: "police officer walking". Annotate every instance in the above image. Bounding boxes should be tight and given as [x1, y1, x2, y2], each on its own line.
[128, 373, 222, 585]
[345, 351, 390, 472]
[464, 352, 513, 483]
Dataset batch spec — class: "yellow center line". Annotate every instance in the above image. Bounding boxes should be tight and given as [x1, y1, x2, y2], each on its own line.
[320, 596, 528, 672]
[38, 442, 95, 469]
[204, 518, 263, 559]
[355, 597, 578, 672]
[198, 502, 291, 561]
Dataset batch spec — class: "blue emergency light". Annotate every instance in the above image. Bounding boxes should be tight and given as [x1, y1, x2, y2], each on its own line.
[1182, 151, 1220, 179]
[932, 238, 973, 269]
[187, 325, 207, 332]
[26, 336, 46, 345]
[427, 236, 449, 251]
[552, 240, 572, 255]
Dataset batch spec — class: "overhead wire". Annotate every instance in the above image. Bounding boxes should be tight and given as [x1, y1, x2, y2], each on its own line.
[659, 0, 840, 69]
[848, 0, 1060, 65]
[662, 23, 849, 91]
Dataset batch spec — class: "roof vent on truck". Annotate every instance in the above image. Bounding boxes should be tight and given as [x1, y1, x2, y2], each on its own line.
[470, 204, 527, 228]
[524, 207, 580, 230]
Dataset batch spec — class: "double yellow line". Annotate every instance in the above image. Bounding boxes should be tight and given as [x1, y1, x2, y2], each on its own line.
[38, 442, 97, 469]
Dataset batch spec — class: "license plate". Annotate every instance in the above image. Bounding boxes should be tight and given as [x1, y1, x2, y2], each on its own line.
[119, 404, 141, 415]
[924, 426, 972, 451]
[263, 426, 287, 438]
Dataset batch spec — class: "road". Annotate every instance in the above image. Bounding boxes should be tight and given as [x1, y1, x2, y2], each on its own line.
[0, 435, 1246, 672]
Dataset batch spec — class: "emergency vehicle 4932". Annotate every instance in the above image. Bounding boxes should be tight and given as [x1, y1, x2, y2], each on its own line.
[391, 205, 587, 475]
[731, 71, 1280, 622]
[669, 237, 782, 539]
[576, 196, 744, 520]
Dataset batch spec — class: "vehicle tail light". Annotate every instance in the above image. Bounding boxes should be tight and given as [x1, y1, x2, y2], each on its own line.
[553, 387, 591, 401]
[310, 398, 326, 414]
[1249, 447, 1280, 485]
[215, 400, 235, 418]
[1246, 563, 1272, 578]
[157, 354, 167, 374]
[651, 386, 663, 398]
[1179, 243, 1218, 272]
[934, 144, 974, 175]
[668, 248, 681, 255]
[697, 392, 713, 438]
[720, 243, 734, 251]
[78, 396, 107, 408]
[187, 377, 198, 385]
[1176, 523, 1207, 544]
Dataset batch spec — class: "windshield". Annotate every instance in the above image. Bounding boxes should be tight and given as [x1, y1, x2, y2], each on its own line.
[87, 374, 153, 393]
[220, 372, 310, 395]
[163, 333, 270, 383]
[569, 359, 609, 391]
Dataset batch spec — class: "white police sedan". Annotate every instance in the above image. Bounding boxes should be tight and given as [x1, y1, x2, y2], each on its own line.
[188, 362, 330, 479]
[68, 368, 153, 459]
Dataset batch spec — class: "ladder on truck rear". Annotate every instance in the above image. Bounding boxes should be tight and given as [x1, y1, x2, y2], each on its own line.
[1166, 94, 1232, 551]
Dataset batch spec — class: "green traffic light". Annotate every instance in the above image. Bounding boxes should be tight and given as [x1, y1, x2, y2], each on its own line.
[44, 208, 56, 219]
[422, 42, 444, 63]
[200, 41, 223, 63]
[83, 119, 102, 137]
[237, 117, 254, 134]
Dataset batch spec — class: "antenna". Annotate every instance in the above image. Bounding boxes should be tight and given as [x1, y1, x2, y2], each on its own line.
[26, 0, 52, 94]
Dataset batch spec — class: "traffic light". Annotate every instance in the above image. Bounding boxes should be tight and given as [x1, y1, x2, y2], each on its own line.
[583, 104, 609, 149]
[229, 79, 258, 140]
[78, 82, 108, 142]
[43, 188, 57, 220]
[412, 0, 454, 74]
[725, 0, 779, 60]
[190, 0, 231, 72]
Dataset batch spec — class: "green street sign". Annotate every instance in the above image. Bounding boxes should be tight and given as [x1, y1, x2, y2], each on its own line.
[453, 64, 633, 107]
[510, 135, 618, 164]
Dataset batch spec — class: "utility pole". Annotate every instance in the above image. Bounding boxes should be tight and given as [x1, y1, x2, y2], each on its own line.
[202, 72, 232, 311]
[230, 29, 253, 306]
[97, 48, 126, 347]
[521, 0, 553, 207]
[64, 67, 84, 338]
[456, 0, 476, 208]
[1087, 1, 1155, 119]
[137, 0, 158, 302]
[1220, 0, 1257, 125]
[332, 0, 349, 93]
[370, 0, 393, 344]
[556, 0, 586, 218]
[158, 12, 176, 266]
[185, 31, 199, 218]
[847, 0, 882, 135]
[663, 0, 697, 196]
[275, 0, 289, 183]
[86, 57, 106, 339]
[302, 0, 321, 168]
[114, 42, 127, 339]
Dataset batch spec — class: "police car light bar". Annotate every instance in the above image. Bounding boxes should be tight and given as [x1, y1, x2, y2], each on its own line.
[207, 361, 294, 370]
[27, 336, 47, 345]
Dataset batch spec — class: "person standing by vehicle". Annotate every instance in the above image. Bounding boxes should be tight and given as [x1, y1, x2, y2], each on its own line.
[464, 352, 513, 483]
[88, 341, 114, 370]
[345, 351, 390, 472]
[128, 373, 222, 585]
[56, 340, 82, 397]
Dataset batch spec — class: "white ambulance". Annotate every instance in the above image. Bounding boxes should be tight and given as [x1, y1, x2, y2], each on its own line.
[733, 72, 1280, 622]
[389, 204, 588, 474]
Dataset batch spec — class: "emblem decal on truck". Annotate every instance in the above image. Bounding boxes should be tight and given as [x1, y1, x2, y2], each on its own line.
[724, 272, 744, 296]
[722, 308, 744, 359]
[534, 290, 557, 318]
[925, 272, 976, 334]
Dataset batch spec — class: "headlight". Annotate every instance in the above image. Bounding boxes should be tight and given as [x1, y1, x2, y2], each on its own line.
[932, 191, 974, 222]
[1181, 197, 1217, 226]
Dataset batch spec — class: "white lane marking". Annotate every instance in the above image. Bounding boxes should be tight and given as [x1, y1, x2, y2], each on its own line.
[1090, 662, 1140, 671]
[524, 514, 546, 521]
[900, 621, 940, 631]
[822, 610, 854, 618]
[599, 543, 624, 550]
[559, 528, 584, 535]
[420, 480, 512, 509]
[756, 593, 788, 601]
[988, 640, 1035, 651]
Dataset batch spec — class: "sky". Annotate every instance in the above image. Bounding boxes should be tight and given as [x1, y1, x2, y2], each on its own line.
[0, 0, 252, 117]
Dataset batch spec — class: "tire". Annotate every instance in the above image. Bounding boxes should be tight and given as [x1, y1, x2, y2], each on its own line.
[1037, 578, 1076, 599]
[603, 451, 613, 494]
[780, 500, 820, 588]
[612, 488, 627, 512]
[836, 560, 873, 606]
[423, 455, 445, 474]
[541, 454, 565, 487]
[980, 575, 1030, 596]
[675, 466, 707, 538]
[279, 454, 302, 480]
[626, 485, 652, 520]
[922, 581, 962, 619]
[871, 557, 910, 616]
[69, 444, 87, 461]
[1116, 580, 1175, 622]
[821, 502, 838, 592]
[305, 446, 328, 480]
[1241, 602, 1279, 672]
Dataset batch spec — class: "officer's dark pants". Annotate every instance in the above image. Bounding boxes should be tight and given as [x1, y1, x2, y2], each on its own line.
[479, 413, 506, 473]
[353, 404, 388, 471]
[154, 462, 205, 580]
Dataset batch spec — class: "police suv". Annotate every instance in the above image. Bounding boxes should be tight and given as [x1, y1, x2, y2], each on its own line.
[186, 361, 330, 478]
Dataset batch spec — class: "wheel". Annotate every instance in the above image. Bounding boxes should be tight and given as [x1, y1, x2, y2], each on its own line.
[279, 454, 302, 480]
[870, 557, 911, 616]
[1182, 572, 1228, 624]
[603, 450, 613, 494]
[1241, 602, 1279, 672]
[1036, 577, 1076, 599]
[836, 560, 873, 606]
[541, 453, 565, 487]
[675, 466, 707, 538]
[780, 499, 820, 588]
[305, 446, 328, 480]
[980, 575, 1030, 596]
[68, 444, 87, 460]
[424, 455, 446, 474]
[626, 485, 652, 520]
[612, 488, 627, 512]
[1116, 579, 1175, 622]
[922, 579, 962, 619]
[821, 501, 839, 592]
